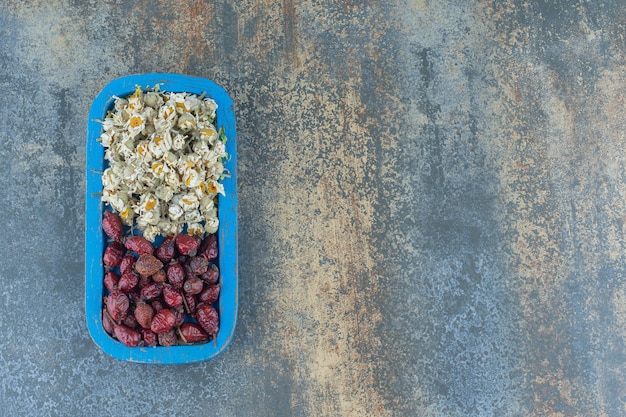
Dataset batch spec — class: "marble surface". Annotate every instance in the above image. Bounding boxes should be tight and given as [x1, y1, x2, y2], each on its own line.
[1, 1, 626, 415]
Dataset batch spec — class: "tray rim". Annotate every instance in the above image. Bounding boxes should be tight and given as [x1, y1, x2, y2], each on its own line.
[85, 73, 238, 364]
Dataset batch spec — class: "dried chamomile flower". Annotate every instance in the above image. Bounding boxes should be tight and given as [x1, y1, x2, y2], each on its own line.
[204, 217, 219, 234]
[126, 113, 145, 137]
[142, 225, 161, 243]
[172, 133, 186, 151]
[177, 113, 196, 131]
[97, 85, 228, 241]
[168, 204, 185, 222]
[187, 223, 204, 236]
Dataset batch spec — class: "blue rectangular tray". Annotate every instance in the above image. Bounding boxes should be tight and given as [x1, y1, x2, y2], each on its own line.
[85, 74, 238, 364]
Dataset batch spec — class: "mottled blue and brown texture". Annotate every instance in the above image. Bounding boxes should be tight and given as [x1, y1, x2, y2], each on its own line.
[1, 0, 626, 415]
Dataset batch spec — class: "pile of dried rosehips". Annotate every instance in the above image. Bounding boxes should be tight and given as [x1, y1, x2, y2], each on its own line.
[101, 210, 220, 347]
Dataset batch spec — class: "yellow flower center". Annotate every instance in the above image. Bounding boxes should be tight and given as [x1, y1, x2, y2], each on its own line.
[152, 162, 164, 175]
[145, 198, 157, 211]
[129, 116, 143, 128]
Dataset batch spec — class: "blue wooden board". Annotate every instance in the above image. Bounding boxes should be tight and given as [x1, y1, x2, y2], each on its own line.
[85, 74, 238, 364]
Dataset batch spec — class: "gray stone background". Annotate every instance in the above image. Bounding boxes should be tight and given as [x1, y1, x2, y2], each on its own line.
[1, 0, 626, 416]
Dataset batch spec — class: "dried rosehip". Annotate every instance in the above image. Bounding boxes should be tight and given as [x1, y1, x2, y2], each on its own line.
[151, 268, 166, 284]
[150, 309, 176, 334]
[103, 211, 124, 242]
[101, 229, 226, 347]
[183, 261, 197, 281]
[142, 329, 157, 347]
[134, 254, 163, 276]
[114, 324, 141, 347]
[198, 283, 221, 305]
[137, 273, 151, 289]
[140, 282, 163, 301]
[118, 272, 139, 293]
[180, 323, 209, 343]
[163, 284, 183, 309]
[176, 234, 198, 256]
[102, 309, 115, 334]
[125, 235, 154, 256]
[156, 236, 176, 263]
[104, 271, 119, 292]
[134, 302, 154, 329]
[188, 256, 209, 275]
[158, 329, 177, 346]
[196, 304, 219, 337]
[183, 293, 197, 316]
[103, 242, 125, 267]
[183, 277, 204, 295]
[200, 264, 219, 285]
[119, 255, 136, 276]
[123, 311, 138, 329]
[199, 233, 218, 261]
[128, 289, 141, 305]
[106, 290, 129, 323]
[174, 308, 185, 327]
[166, 262, 185, 290]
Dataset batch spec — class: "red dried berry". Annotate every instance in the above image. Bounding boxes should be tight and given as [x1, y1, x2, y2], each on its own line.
[163, 284, 183, 309]
[183, 293, 197, 316]
[134, 254, 163, 276]
[156, 236, 176, 263]
[125, 235, 154, 256]
[140, 282, 163, 301]
[118, 272, 139, 293]
[151, 268, 166, 284]
[180, 323, 209, 343]
[114, 324, 142, 347]
[104, 271, 119, 292]
[198, 283, 221, 305]
[183, 277, 204, 295]
[102, 211, 124, 242]
[176, 234, 199, 256]
[174, 308, 185, 327]
[119, 255, 136, 275]
[128, 289, 141, 305]
[199, 233, 218, 261]
[134, 302, 154, 329]
[151, 300, 164, 312]
[102, 309, 115, 334]
[150, 309, 176, 334]
[183, 260, 197, 280]
[158, 329, 177, 346]
[137, 273, 151, 289]
[196, 304, 219, 337]
[142, 329, 157, 347]
[166, 262, 185, 290]
[188, 256, 209, 275]
[200, 264, 219, 285]
[103, 242, 125, 267]
[122, 311, 138, 329]
[106, 290, 129, 323]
